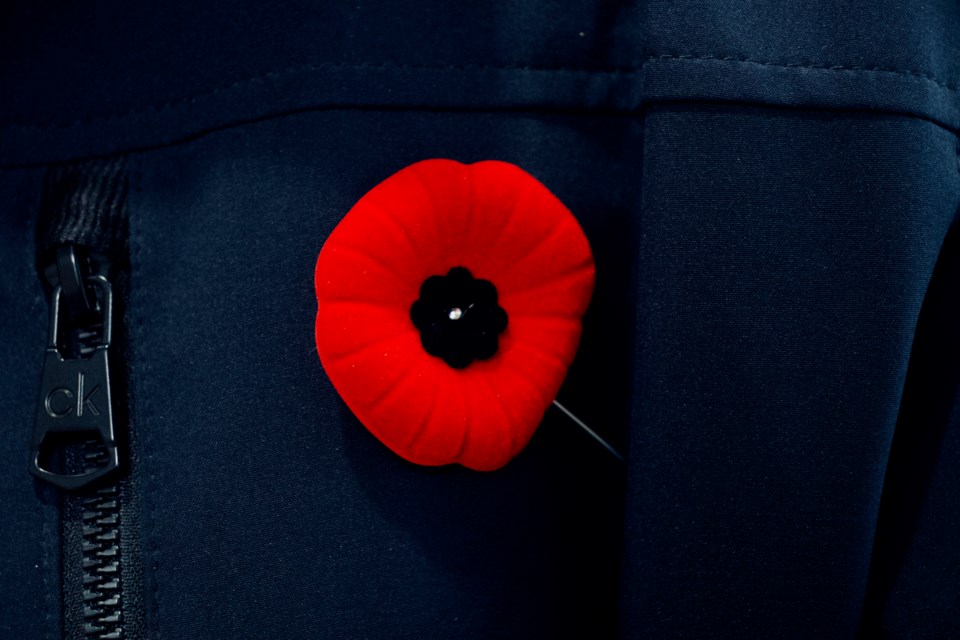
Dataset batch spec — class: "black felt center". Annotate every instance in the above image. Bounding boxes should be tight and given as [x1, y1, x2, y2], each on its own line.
[410, 267, 508, 369]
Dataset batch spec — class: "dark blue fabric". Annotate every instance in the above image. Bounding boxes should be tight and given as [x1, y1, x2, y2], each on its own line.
[622, 105, 957, 637]
[862, 226, 960, 639]
[3, 1, 960, 163]
[129, 110, 632, 639]
[2, 2, 960, 639]
[0, 168, 63, 640]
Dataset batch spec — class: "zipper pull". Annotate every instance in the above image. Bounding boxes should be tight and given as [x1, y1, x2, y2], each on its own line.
[30, 245, 119, 491]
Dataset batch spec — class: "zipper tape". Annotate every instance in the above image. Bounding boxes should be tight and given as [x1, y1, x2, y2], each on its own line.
[32, 158, 142, 640]
[37, 159, 128, 269]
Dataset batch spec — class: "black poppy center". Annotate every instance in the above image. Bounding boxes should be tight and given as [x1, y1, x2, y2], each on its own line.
[410, 267, 508, 369]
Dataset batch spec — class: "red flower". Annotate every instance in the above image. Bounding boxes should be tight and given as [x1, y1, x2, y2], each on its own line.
[314, 159, 595, 471]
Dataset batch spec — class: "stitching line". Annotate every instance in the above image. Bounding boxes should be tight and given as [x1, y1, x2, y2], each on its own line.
[648, 53, 957, 89]
[1, 54, 958, 132]
[39, 483, 57, 640]
[129, 154, 163, 640]
[40, 500, 51, 640]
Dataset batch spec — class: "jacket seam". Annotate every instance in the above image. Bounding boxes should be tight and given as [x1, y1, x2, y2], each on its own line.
[1, 54, 957, 132]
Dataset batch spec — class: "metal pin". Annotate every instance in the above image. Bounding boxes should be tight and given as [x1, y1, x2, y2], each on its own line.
[551, 400, 624, 462]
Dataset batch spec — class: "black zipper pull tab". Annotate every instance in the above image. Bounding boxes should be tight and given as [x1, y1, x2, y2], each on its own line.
[31, 245, 119, 491]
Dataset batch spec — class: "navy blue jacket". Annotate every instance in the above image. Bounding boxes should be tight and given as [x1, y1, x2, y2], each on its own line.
[1, 2, 958, 638]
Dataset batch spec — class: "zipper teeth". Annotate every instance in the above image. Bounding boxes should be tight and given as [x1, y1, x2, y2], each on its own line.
[79, 448, 124, 640]
[37, 159, 139, 640]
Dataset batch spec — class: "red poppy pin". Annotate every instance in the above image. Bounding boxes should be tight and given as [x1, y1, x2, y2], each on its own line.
[314, 159, 595, 471]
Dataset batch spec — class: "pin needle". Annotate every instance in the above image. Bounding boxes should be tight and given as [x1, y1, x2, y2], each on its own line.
[551, 400, 624, 462]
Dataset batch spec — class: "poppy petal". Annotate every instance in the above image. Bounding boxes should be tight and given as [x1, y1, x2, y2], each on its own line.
[315, 159, 595, 470]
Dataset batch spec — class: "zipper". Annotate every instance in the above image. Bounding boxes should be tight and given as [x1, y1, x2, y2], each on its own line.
[31, 248, 119, 490]
[30, 160, 143, 640]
